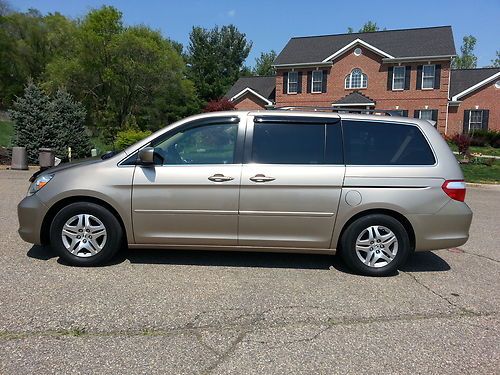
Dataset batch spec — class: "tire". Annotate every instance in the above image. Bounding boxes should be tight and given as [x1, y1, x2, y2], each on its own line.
[49, 202, 123, 266]
[340, 214, 411, 276]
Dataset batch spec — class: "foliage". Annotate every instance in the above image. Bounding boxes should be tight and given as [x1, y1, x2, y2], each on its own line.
[42, 6, 200, 141]
[0, 119, 13, 147]
[0, 9, 77, 108]
[451, 133, 471, 157]
[114, 128, 152, 150]
[452, 35, 477, 69]
[348, 21, 384, 33]
[203, 98, 235, 112]
[187, 24, 252, 102]
[253, 50, 276, 76]
[492, 51, 500, 68]
[466, 129, 500, 148]
[9, 81, 90, 162]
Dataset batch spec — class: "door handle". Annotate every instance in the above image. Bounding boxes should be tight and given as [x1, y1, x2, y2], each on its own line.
[208, 174, 234, 182]
[249, 174, 276, 183]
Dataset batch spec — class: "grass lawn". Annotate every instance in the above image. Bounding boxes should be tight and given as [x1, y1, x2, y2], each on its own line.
[0, 120, 13, 147]
[460, 159, 500, 184]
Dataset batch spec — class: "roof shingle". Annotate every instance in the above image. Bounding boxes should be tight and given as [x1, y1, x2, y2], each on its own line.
[225, 76, 276, 101]
[450, 68, 500, 98]
[274, 26, 456, 65]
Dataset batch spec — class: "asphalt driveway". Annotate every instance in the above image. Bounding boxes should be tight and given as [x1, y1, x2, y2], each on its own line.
[0, 170, 498, 374]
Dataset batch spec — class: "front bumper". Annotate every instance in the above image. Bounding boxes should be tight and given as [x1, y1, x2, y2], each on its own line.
[408, 199, 473, 251]
[17, 194, 48, 245]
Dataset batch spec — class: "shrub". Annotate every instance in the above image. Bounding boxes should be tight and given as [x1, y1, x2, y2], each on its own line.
[451, 134, 471, 157]
[468, 129, 500, 148]
[203, 98, 235, 112]
[114, 128, 152, 150]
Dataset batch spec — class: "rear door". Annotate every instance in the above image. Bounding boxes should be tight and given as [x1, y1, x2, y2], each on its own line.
[238, 115, 345, 249]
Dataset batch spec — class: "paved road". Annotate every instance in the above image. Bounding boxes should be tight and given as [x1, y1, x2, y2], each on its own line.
[0, 170, 498, 374]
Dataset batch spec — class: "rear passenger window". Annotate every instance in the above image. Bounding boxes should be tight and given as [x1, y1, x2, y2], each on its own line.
[342, 121, 435, 165]
[251, 123, 343, 164]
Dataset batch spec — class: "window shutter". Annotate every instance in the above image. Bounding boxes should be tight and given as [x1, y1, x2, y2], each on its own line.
[404, 66, 411, 90]
[414, 110, 420, 118]
[434, 64, 441, 89]
[322, 70, 328, 93]
[463, 110, 470, 133]
[482, 109, 489, 130]
[402, 110, 408, 117]
[306, 71, 312, 93]
[387, 67, 393, 90]
[297, 72, 302, 93]
[283, 72, 288, 94]
[416, 66, 422, 90]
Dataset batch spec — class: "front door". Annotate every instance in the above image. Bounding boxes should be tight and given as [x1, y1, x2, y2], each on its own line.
[238, 115, 345, 249]
[132, 116, 244, 245]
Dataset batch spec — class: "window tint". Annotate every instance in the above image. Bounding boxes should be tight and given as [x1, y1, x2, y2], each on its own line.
[153, 123, 238, 165]
[252, 123, 333, 164]
[343, 121, 435, 165]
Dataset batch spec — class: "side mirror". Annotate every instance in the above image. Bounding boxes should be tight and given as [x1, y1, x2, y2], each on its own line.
[137, 147, 155, 165]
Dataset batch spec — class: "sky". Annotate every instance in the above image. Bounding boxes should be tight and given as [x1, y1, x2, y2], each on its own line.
[8, 0, 500, 67]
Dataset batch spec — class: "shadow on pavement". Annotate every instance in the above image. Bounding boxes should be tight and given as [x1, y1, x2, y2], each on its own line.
[27, 245, 451, 273]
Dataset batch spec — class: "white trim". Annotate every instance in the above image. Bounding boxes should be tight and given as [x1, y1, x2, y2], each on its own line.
[451, 72, 500, 101]
[445, 62, 452, 135]
[273, 61, 333, 68]
[311, 70, 323, 93]
[345, 68, 368, 89]
[382, 55, 455, 63]
[322, 39, 395, 62]
[230, 87, 273, 106]
[333, 102, 375, 107]
[392, 66, 406, 91]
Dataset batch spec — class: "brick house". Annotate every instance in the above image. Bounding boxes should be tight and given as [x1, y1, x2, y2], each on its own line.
[227, 26, 499, 135]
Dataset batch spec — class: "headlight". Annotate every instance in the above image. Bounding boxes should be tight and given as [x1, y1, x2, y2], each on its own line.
[28, 174, 54, 196]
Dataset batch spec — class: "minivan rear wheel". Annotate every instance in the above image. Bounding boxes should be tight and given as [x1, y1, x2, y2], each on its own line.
[340, 214, 410, 276]
[49, 202, 122, 266]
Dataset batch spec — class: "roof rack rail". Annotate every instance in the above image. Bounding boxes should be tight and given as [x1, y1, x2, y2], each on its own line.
[272, 106, 399, 116]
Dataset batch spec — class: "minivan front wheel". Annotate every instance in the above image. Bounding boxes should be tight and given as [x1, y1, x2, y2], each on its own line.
[340, 214, 410, 276]
[50, 202, 123, 266]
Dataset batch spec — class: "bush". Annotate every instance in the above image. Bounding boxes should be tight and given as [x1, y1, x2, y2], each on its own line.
[468, 129, 500, 148]
[203, 98, 235, 112]
[114, 128, 152, 150]
[451, 134, 471, 156]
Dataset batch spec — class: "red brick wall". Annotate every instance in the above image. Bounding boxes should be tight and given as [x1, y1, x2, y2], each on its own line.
[276, 46, 451, 133]
[232, 93, 267, 110]
[447, 80, 500, 134]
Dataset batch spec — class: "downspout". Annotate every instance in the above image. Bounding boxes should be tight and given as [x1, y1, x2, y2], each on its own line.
[444, 58, 452, 135]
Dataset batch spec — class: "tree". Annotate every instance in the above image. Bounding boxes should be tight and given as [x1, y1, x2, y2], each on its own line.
[0, 0, 12, 16]
[452, 35, 478, 69]
[203, 98, 235, 112]
[491, 51, 500, 67]
[9, 81, 91, 162]
[348, 21, 383, 33]
[187, 25, 252, 102]
[9, 81, 52, 162]
[253, 50, 276, 76]
[49, 89, 90, 159]
[44, 6, 199, 140]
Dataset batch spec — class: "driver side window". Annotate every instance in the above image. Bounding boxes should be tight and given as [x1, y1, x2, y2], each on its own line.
[153, 123, 238, 165]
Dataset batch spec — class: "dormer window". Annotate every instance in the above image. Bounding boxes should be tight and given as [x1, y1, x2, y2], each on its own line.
[345, 68, 368, 89]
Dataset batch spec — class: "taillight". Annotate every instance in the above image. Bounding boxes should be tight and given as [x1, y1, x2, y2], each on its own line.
[442, 180, 466, 202]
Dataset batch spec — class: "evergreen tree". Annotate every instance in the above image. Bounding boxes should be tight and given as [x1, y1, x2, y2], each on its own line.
[9, 80, 52, 163]
[49, 89, 90, 159]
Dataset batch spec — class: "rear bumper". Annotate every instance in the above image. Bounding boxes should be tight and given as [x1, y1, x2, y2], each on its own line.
[408, 200, 473, 251]
[17, 194, 48, 245]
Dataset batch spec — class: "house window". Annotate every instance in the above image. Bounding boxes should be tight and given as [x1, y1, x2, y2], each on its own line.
[469, 110, 483, 131]
[345, 68, 368, 89]
[312, 70, 323, 93]
[288, 71, 298, 94]
[392, 66, 406, 90]
[419, 110, 433, 121]
[422, 65, 435, 89]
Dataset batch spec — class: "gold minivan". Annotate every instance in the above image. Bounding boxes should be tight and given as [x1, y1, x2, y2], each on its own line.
[18, 110, 473, 276]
